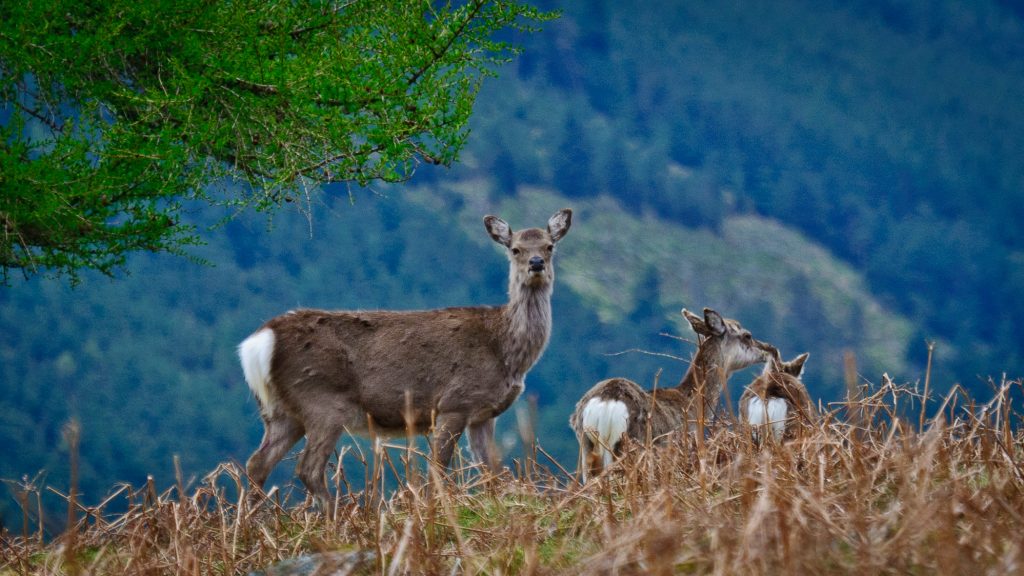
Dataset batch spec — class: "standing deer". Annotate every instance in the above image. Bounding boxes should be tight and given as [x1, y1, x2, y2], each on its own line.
[569, 307, 771, 481]
[739, 347, 813, 443]
[238, 209, 572, 504]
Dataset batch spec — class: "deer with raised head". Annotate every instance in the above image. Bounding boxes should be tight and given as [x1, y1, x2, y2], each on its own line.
[569, 307, 771, 481]
[739, 346, 814, 443]
[238, 209, 572, 504]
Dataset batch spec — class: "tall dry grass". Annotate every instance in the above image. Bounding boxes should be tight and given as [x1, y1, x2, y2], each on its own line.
[3, 375, 1023, 575]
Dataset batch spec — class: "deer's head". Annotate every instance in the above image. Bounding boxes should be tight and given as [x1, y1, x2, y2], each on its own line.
[484, 209, 572, 290]
[760, 344, 809, 378]
[682, 307, 771, 372]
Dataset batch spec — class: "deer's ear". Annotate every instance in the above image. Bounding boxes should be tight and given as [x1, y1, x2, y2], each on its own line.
[787, 353, 809, 378]
[682, 308, 707, 335]
[547, 208, 572, 243]
[484, 215, 512, 248]
[703, 308, 727, 337]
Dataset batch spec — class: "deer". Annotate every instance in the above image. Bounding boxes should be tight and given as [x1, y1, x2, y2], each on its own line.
[739, 346, 814, 443]
[238, 209, 572, 505]
[569, 307, 771, 481]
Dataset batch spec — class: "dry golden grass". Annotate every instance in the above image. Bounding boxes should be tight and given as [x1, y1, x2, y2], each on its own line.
[3, 376, 1024, 575]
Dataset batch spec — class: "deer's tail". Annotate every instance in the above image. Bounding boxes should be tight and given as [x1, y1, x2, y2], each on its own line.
[580, 397, 629, 475]
[239, 329, 276, 417]
[745, 395, 788, 442]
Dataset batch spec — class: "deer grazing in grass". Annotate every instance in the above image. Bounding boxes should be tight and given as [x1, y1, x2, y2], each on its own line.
[238, 209, 572, 505]
[739, 346, 814, 443]
[569, 307, 771, 481]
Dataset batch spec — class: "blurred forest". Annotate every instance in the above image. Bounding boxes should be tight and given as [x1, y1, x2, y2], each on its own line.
[2, 0, 1023, 530]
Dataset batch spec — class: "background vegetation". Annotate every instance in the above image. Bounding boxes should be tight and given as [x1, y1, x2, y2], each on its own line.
[2, 0, 1023, 545]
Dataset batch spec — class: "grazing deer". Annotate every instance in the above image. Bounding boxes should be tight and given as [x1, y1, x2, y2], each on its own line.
[238, 209, 572, 504]
[569, 308, 771, 481]
[739, 347, 813, 443]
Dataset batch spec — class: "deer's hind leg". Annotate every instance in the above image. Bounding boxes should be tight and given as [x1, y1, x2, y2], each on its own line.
[582, 435, 603, 482]
[247, 410, 305, 495]
[468, 418, 498, 471]
[295, 417, 347, 509]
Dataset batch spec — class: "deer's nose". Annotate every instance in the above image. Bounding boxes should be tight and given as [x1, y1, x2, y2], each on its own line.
[529, 256, 545, 272]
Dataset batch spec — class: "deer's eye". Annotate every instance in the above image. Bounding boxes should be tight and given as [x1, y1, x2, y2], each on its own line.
[546, 244, 554, 252]
[511, 248, 521, 256]
[742, 333, 752, 342]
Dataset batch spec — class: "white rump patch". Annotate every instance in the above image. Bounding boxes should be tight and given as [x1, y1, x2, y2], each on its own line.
[747, 396, 788, 441]
[239, 329, 276, 416]
[581, 398, 629, 477]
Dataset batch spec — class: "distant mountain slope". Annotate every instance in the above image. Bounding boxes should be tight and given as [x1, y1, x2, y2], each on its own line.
[407, 182, 913, 402]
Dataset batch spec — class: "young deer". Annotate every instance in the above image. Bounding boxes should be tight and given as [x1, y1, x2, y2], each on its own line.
[739, 347, 813, 443]
[239, 209, 572, 504]
[569, 308, 771, 481]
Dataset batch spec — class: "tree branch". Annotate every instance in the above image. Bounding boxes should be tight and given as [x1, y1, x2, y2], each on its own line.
[408, 0, 487, 88]
[12, 100, 64, 134]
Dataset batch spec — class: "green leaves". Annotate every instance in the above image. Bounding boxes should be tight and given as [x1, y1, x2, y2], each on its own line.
[0, 0, 555, 281]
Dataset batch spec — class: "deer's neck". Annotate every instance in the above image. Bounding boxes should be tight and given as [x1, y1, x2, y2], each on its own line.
[677, 344, 728, 406]
[502, 280, 552, 380]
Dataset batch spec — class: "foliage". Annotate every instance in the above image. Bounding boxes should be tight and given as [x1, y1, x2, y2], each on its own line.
[3, 381, 1023, 575]
[0, 0, 555, 281]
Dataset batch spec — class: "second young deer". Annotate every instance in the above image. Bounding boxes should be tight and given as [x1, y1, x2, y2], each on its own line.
[569, 307, 771, 481]
[739, 347, 814, 443]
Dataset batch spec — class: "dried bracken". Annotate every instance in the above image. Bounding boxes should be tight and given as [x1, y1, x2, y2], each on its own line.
[3, 377, 1023, 575]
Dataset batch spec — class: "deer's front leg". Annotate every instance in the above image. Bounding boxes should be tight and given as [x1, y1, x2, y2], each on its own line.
[431, 412, 468, 470]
